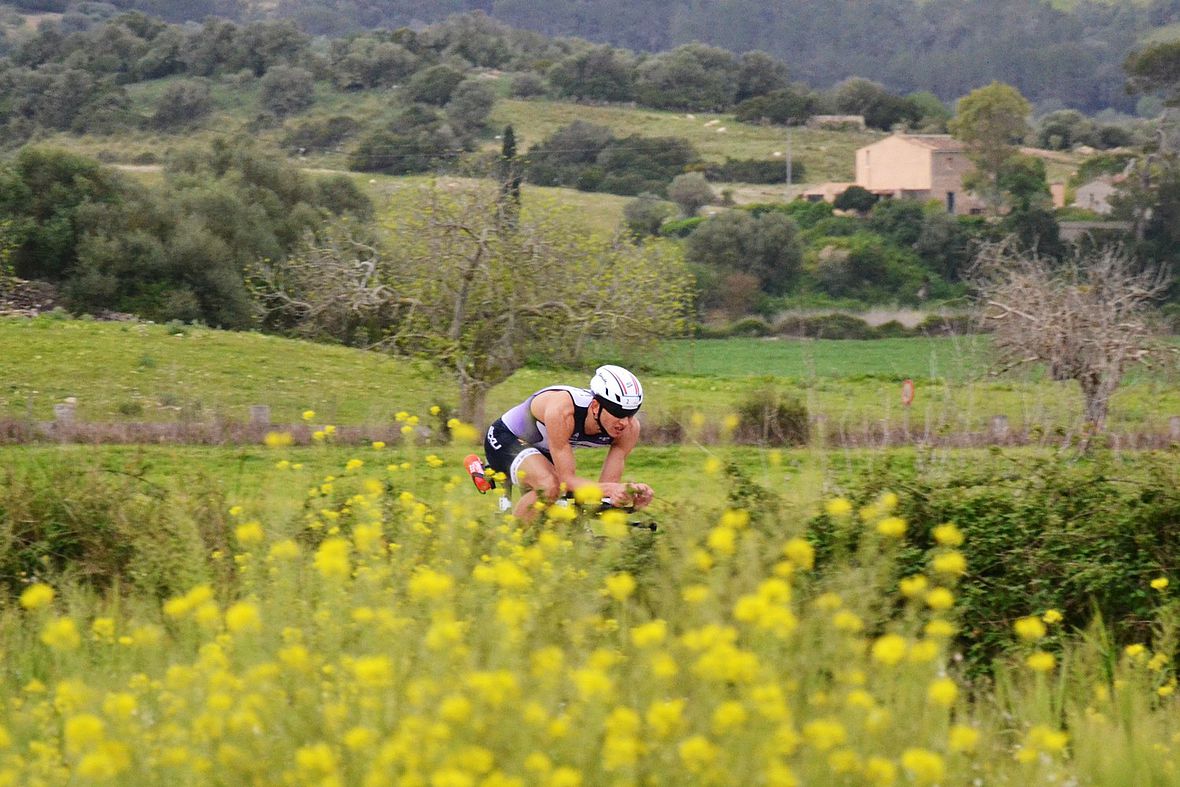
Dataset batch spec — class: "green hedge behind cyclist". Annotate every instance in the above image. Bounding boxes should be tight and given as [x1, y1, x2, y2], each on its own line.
[484, 364, 654, 521]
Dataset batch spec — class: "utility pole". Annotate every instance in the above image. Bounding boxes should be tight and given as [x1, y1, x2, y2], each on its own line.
[786, 125, 793, 188]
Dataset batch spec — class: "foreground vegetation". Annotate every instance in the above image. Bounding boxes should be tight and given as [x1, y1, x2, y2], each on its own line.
[2, 440, 1180, 784]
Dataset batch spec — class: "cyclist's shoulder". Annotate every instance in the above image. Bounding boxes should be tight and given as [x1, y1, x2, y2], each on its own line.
[531, 385, 589, 412]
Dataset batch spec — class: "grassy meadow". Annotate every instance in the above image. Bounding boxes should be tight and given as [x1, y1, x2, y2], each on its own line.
[4, 316, 1180, 439]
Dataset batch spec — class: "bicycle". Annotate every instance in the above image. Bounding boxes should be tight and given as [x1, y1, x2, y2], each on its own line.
[463, 453, 659, 534]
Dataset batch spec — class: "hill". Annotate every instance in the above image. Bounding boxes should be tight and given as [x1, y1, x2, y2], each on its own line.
[27, 0, 1172, 114]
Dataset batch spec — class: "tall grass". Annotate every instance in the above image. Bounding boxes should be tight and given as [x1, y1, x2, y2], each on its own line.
[1, 435, 1178, 784]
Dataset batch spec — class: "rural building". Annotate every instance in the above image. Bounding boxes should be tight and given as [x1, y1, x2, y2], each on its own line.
[1073, 177, 1118, 215]
[854, 134, 985, 215]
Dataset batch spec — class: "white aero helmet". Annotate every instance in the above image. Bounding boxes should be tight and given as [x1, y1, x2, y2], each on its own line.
[590, 364, 643, 417]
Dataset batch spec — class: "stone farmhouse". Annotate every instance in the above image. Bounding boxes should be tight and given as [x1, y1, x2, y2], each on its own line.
[854, 134, 986, 215]
[801, 133, 987, 214]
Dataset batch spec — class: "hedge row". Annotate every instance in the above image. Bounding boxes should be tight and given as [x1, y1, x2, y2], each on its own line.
[806, 450, 1180, 673]
[697, 312, 980, 340]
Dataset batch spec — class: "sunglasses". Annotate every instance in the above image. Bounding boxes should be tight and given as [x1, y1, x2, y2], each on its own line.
[596, 397, 640, 419]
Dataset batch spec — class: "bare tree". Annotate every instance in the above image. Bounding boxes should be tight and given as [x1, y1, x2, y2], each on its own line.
[254, 179, 694, 426]
[971, 240, 1169, 432]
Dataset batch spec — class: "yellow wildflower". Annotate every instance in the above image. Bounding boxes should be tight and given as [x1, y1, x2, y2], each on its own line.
[678, 735, 719, 773]
[19, 583, 55, 610]
[225, 602, 262, 634]
[41, 617, 81, 650]
[925, 588, 955, 611]
[901, 748, 945, 785]
[803, 718, 847, 751]
[1014, 616, 1047, 642]
[876, 516, 906, 538]
[863, 756, 897, 786]
[646, 699, 685, 738]
[931, 551, 967, 577]
[948, 724, 981, 753]
[825, 498, 852, 517]
[604, 572, 636, 601]
[931, 522, 965, 547]
[711, 701, 747, 734]
[631, 620, 668, 648]
[64, 713, 105, 754]
[871, 634, 907, 666]
[707, 526, 737, 556]
[1026, 651, 1056, 672]
[898, 575, 928, 598]
[783, 537, 815, 569]
[926, 677, 958, 708]
[263, 431, 292, 448]
[234, 520, 264, 546]
[1152, 577, 1170, 591]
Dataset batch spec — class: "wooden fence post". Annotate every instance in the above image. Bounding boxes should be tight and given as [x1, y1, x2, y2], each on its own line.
[989, 415, 1009, 441]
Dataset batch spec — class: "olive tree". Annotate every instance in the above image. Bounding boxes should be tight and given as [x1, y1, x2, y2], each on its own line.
[254, 179, 694, 425]
[948, 82, 1031, 213]
[971, 240, 1169, 433]
[667, 172, 715, 216]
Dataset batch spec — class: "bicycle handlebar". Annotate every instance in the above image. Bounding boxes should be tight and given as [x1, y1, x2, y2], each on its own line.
[558, 492, 657, 531]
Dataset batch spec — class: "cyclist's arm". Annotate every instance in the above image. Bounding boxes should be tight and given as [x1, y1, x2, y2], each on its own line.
[533, 393, 593, 494]
[599, 419, 639, 483]
[599, 421, 653, 508]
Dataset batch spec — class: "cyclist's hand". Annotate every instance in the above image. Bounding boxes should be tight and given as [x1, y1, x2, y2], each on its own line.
[621, 482, 654, 509]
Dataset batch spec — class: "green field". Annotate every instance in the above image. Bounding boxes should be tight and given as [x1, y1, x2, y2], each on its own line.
[4, 316, 1180, 437]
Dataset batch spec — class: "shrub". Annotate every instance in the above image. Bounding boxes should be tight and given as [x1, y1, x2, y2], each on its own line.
[808, 452, 1180, 672]
[773, 313, 877, 339]
[807, 312, 876, 339]
[874, 319, 911, 338]
[623, 193, 676, 238]
[405, 64, 465, 105]
[735, 386, 809, 445]
[314, 173, 373, 219]
[915, 312, 979, 335]
[0, 462, 217, 601]
[509, 71, 547, 98]
[733, 85, 818, 125]
[726, 315, 772, 336]
[659, 216, 703, 237]
[258, 65, 316, 117]
[282, 115, 361, 152]
[446, 78, 496, 135]
[833, 185, 879, 213]
[151, 78, 213, 130]
[667, 172, 715, 216]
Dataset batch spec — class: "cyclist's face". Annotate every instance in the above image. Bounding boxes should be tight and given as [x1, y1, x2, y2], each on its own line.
[600, 407, 634, 436]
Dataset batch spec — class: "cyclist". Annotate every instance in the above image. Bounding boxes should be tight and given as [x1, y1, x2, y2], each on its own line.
[482, 364, 654, 522]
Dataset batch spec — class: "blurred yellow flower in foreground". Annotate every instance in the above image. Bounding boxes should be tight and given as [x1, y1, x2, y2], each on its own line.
[604, 572, 636, 601]
[41, 617, 81, 651]
[1014, 616, 1047, 642]
[19, 583, 55, 610]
